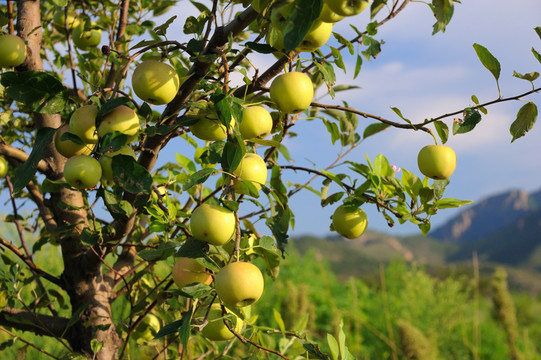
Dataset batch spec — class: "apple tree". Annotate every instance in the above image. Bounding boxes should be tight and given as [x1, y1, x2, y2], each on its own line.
[0, 0, 539, 359]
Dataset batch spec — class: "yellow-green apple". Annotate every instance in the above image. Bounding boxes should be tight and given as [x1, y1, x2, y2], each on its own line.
[54, 125, 96, 158]
[326, 0, 369, 16]
[269, 72, 313, 114]
[239, 106, 273, 140]
[190, 203, 236, 246]
[332, 205, 367, 239]
[171, 257, 212, 289]
[52, 11, 80, 32]
[72, 22, 101, 50]
[69, 104, 99, 144]
[297, 20, 333, 52]
[319, 3, 345, 23]
[189, 112, 235, 141]
[132, 61, 180, 105]
[133, 314, 161, 343]
[0, 156, 8, 178]
[0, 35, 26, 68]
[417, 145, 457, 180]
[215, 261, 264, 307]
[200, 303, 243, 341]
[98, 145, 136, 181]
[98, 105, 140, 138]
[64, 154, 102, 189]
[233, 153, 268, 193]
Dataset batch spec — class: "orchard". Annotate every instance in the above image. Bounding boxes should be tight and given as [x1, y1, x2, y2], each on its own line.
[0, 0, 539, 359]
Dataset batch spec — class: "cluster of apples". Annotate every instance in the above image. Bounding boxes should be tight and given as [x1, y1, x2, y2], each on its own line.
[52, 12, 102, 50]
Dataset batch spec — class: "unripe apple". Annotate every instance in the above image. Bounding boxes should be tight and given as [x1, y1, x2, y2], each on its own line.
[0, 35, 27, 68]
[215, 261, 264, 307]
[64, 155, 102, 189]
[98, 105, 140, 138]
[172, 257, 212, 289]
[326, 0, 369, 17]
[69, 104, 99, 144]
[190, 203, 236, 246]
[319, 3, 345, 23]
[239, 106, 273, 140]
[269, 72, 313, 114]
[200, 303, 243, 341]
[133, 314, 161, 343]
[0, 156, 8, 178]
[52, 11, 80, 32]
[417, 145, 457, 180]
[189, 113, 236, 141]
[99, 145, 136, 181]
[72, 22, 101, 50]
[233, 153, 268, 193]
[132, 61, 180, 105]
[54, 125, 96, 158]
[297, 20, 333, 53]
[332, 205, 367, 239]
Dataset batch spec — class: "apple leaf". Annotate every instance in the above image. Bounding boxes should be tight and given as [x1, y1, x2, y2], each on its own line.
[283, 0, 323, 52]
[138, 241, 176, 262]
[473, 43, 501, 82]
[154, 308, 192, 346]
[433, 120, 449, 144]
[244, 41, 275, 54]
[13, 127, 56, 193]
[354, 54, 363, 79]
[371, 0, 387, 19]
[327, 333, 339, 360]
[221, 135, 245, 173]
[303, 342, 332, 360]
[111, 154, 153, 194]
[1, 71, 69, 114]
[390, 106, 412, 124]
[452, 108, 481, 135]
[534, 26, 541, 40]
[363, 123, 390, 139]
[431, 0, 454, 34]
[532, 47, 541, 64]
[510, 102, 538, 142]
[512, 70, 539, 82]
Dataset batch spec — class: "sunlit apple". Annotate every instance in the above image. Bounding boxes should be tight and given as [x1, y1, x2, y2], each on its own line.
[98, 105, 140, 138]
[69, 104, 99, 144]
[297, 20, 333, 52]
[171, 257, 212, 289]
[239, 106, 273, 140]
[132, 61, 180, 105]
[190, 203, 236, 246]
[215, 261, 264, 307]
[417, 145, 457, 180]
[269, 72, 313, 114]
[64, 155, 102, 189]
[0, 35, 27, 68]
[0, 156, 8, 178]
[233, 153, 268, 194]
[319, 3, 345, 23]
[52, 11, 80, 32]
[332, 205, 368, 239]
[54, 125, 96, 158]
[326, 0, 369, 17]
[72, 22, 102, 50]
[189, 113, 236, 141]
[133, 314, 161, 343]
[200, 303, 243, 341]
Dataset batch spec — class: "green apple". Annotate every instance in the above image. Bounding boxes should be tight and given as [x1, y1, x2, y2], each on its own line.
[200, 303, 243, 341]
[190, 203, 236, 246]
[269, 72, 313, 114]
[132, 61, 180, 105]
[64, 154, 102, 189]
[172, 257, 212, 289]
[98, 105, 140, 138]
[98, 145, 136, 181]
[417, 145, 457, 180]
[326, 0, 369, 17]
[233, 153, 268, 193]
[215, 261, 264, 307]
[297, 20, 333, 52]
[239, 106, 273, 140]
[319, 3, 345, 23]
[69, 104, 99, 144]
[189, 113, 236, 141]
[52, 11, 80, 32]
[72, 22, 101, 50]
[0, 35, 26, 68]
[133, 314, 161, 343]
[54, 125, 96, 158]
[0, 156, 8, 178]
[332, 205, 367, 239]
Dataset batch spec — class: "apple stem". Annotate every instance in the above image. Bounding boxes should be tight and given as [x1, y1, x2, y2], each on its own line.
[428, 129, 438, 145]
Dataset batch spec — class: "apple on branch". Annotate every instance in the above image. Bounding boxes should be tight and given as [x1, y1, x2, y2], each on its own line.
[417, 144, 457, 180]
[132, 61, 180, 105]
[98, 105, 140, 138]
[199, 303, 244, 341]
[69, 104, 99, 144]
[239, 106, 273, 140]
[0, 156, 8, 178]
[54, 125, 96, 158]
[332, 204, 368, 239]
[0, 35, 27, 68]
[269, 72, 314, 114]
[326, 0, 370, 17]
[72, 22, 102, 50]
[214, 261, 264, 307]
[233, 152, 268, 194]
[190, 203, 236, 246]
[64, 154, 102, 189]
[171, 257, 212, 289]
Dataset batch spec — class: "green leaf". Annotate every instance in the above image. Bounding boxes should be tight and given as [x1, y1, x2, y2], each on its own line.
[283, 0, 323, 52]
[183, 168, 216, 191]
[431, 0, 454, 34]
[1, 71, 69, 114]
[510, 102, 537, 142]
[512, 70, 539, 82]
[370, 0, 387, 19]
[390, 107, 411, 124]
[244, 41, 276, 54]
[363, 123, 390, 139]
[373, 154, 392, 176]
[273, 309, 286, 333]
[354, 54, 363, 79]
[532, 47, 541, 64]
[111, 155, 153, 194]
[303, 342, 332, 360]
[138, 242, 177, 261]
[221, 135, 245, 173]
[327, 333, 339, 360]
[433, 120, 449, 144]
[473, 43, 501, 82]
[534, 26, 541, 40]
[436, 198, 474, 209]
[13, 127, 56, 192]
[153, 15, 177, 36]
[453, 108, 481, 135]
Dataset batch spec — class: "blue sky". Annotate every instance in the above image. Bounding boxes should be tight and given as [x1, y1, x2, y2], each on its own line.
[2, 0, 540, 239]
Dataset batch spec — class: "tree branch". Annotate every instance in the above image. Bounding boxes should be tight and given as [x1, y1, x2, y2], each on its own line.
[0, 143, 51, 174]
[0, 307, 69, 338]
